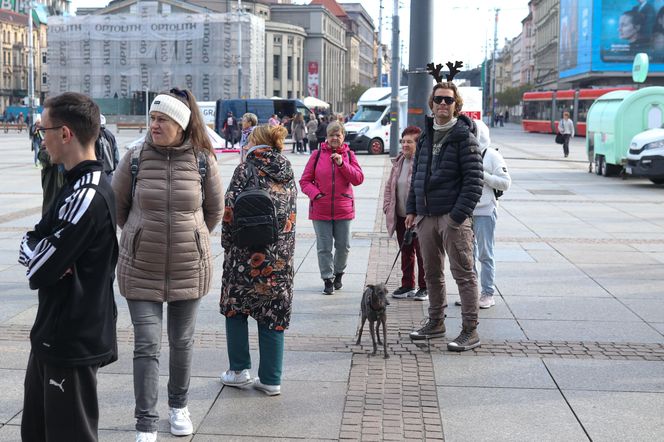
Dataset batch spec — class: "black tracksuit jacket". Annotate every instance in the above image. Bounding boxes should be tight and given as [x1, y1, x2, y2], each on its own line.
[19, 160, 119, 367]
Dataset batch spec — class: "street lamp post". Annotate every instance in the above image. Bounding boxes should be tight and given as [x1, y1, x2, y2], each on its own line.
[27, 0, 35, 122]
[237, 0, 243, 98]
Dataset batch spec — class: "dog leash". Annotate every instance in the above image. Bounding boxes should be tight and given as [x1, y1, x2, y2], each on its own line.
[384, 227, 415, 286]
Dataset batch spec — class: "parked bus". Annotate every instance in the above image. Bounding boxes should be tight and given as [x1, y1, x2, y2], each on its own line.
[521, 87, 632, 136]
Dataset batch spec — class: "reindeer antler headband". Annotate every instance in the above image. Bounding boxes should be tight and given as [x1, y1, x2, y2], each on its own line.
[426, 61, 464, 83]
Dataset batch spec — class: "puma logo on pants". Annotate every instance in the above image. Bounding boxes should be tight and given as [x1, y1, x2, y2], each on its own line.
[49, 378, 65, 392]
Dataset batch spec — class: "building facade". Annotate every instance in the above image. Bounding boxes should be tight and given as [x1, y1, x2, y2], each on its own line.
[265, 21, 306, 99]
[532, 0, 558, 89]
[0, 9, 47, 110]
[271, 3, 347, 111]
[341, 3, 375, 88]
[520, 3, 535, 87]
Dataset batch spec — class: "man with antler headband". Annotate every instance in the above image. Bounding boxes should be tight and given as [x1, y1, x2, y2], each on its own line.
[405, 63, 484, 352]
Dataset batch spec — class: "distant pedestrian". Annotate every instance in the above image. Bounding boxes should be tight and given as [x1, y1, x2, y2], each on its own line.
[315, 115, 328, 148]
[558, 111, 575, 157]
[468, 120, 511, 309]
[112, 88, 224, 441]
[384, 126, 427, 301]
[268, 114, 280, 126]
[223, 111, 239, 148]
[291, 112, 306, 154]
[17, 111, 24, 133]
[220, 124, 297, 397]
[19, 92, 118, 442]
[29, 117, 42, 167]
[300, 121, 365, 295]
[504, 110, 509, 123]
[239, 112, 258, 163]
[306, 113, 319, 152]
[95, 114, 120, 176]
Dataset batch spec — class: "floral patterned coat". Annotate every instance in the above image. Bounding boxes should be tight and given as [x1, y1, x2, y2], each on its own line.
[220, 146, 297, 330]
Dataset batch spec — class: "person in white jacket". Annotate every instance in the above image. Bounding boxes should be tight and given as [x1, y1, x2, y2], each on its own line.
[470, 119, 511, 309]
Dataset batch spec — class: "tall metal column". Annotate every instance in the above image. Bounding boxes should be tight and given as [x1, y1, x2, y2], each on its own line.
[27, 1, 35, 121]
[491, 8, 499, 127]
[238, 0, 243, 98]
[389, 0, 400, 157]
[377, 0, 383, 86]
[407, 0, 433, 130]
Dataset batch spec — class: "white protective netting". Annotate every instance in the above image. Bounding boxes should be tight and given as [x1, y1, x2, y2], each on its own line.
[47, 12, 265, 101]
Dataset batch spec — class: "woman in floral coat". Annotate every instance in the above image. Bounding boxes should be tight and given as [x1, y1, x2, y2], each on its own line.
[220, 124, 297, 396]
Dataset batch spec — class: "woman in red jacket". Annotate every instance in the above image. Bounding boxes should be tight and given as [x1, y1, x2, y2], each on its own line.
[299, 121, 364, 294]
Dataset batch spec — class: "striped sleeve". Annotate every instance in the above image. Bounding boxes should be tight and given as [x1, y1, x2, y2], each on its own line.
[19, 172, 102, 289]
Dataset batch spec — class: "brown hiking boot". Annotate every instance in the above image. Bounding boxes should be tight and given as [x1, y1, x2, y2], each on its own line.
[447, 324, 480, 352]
[409, 318, 445, 340]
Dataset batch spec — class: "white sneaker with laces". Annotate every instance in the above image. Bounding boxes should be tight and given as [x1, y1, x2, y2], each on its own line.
[253, 378, 281, 396]
[136, 431, 157, 442]
[168, 407, 193, 436]
[479, 294, 496, 309]
[221, 369, 252, 387]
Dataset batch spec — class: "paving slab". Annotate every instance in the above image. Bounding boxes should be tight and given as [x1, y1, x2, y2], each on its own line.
[0, 424, 20, 442]
[519, 319, 664, 343]
[564, 390, 664, 441]
[620, 298, 664, 323]
[0, 369, 24, 425]
[197, 380, 345, 439]
[432, 356, 555, 389]
[593, 278, 664, 299]
[0, 342, 30, 370]
[438, 386, 586, 441]
[544, 359, 664, 392]
[288, 312, 359, 338]
[506, 296, 643, 322]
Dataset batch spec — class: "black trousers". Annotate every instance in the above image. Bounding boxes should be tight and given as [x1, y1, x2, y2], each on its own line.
[22, 351, 100, 442]
[562, 134, 571, 156]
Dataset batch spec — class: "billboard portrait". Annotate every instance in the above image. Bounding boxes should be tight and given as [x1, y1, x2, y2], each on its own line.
[598, 0, 664, 64]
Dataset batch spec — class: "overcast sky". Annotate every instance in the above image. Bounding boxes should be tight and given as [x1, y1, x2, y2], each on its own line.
[68, 0, 530, 69]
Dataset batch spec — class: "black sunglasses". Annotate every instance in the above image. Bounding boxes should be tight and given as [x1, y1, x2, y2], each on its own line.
[170, 88, 188, 99]
[433, 96, 455, 105]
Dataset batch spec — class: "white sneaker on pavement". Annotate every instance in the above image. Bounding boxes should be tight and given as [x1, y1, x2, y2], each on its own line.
[221, 369, 252, 387]
[136, 431, 157, 442]
[253, 378, 281, 396]
[169, 407, 193, 436]
[479, 294, 496, 309]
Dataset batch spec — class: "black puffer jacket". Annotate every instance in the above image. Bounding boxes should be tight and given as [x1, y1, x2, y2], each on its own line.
[406, 115, 483, 223]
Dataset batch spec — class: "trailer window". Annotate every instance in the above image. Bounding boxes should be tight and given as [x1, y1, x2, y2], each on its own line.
[352, 105, 386, 122]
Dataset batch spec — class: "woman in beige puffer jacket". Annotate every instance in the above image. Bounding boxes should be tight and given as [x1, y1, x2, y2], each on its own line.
[112, 88, 223, 439]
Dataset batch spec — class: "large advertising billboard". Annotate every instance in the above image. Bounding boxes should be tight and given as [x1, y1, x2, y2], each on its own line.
[560, 0, 664, 79]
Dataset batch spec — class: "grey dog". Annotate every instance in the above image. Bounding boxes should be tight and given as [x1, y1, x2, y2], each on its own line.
[356, 283, 390, 358]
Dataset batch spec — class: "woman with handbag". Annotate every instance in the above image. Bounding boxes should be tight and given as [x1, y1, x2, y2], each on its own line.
[558, 111, 575, 157]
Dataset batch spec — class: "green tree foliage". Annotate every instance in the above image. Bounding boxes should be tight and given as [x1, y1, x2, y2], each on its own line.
[344, 84, 370, 105]
[496, 84, 532, 107]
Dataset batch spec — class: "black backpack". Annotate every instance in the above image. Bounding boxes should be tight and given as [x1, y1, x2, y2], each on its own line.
[96, 128, 118, 174]
[481, 149, 504, 200]
[232, 163, 279, 248]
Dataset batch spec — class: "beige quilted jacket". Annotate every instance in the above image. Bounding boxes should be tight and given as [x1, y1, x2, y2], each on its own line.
[112, 139, 223, 302]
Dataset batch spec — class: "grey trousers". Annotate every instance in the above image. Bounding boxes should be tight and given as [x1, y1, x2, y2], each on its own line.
[312, 219, 352, 280]
[416, 214, 479, 324]
[127, 298, 201, 433]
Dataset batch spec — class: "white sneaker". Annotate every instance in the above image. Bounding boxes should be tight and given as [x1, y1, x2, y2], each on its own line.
[135, 431, 157, 442]
[253, 378, 281, 396]
[221, 369, 252, 387]
[479, 294, 496, 309]
[168, 407, 193, 436]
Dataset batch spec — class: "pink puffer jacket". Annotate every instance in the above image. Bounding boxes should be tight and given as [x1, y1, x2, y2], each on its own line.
[299, 142, 364, 221]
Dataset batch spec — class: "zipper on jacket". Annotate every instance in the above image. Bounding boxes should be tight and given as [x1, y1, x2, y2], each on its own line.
[165, 151, 171, 300]
[331, 160, 336, 219]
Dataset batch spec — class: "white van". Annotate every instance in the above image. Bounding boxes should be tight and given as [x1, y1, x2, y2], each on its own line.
[345, 86, 408, 155]
[626, 128, 664, 184]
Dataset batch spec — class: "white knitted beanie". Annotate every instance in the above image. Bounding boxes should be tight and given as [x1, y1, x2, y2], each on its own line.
[149, 94, 191, 130]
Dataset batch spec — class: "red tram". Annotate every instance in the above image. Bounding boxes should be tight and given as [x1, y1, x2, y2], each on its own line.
[521, 88, 632, 136]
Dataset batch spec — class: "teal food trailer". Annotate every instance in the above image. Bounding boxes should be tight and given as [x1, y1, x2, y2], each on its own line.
[586, 87, 664, 176]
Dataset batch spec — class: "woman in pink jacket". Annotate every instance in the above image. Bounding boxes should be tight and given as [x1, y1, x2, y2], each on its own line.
[383, 126, 427, 301]
[299, 121, 364, 295]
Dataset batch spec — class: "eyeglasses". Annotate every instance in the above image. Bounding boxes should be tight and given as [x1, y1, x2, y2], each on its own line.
[433, 96, 455, 105]
[38, 126, 63, 137]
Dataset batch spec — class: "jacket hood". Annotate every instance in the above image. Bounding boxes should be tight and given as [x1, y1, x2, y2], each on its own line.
[246, 146, 294, 184]
[320, 141, 350, 154]
[474, 119, 491, 152]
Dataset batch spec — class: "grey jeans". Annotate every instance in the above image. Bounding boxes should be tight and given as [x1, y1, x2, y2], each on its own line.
[416, 214, 479, 324]
[312, 219, 352, 280]
[127, 299, 201, 433]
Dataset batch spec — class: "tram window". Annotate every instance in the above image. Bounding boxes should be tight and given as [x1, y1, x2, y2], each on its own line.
[556, 100, 573, 120]
[577, 100, 593, 123]
[523, 101, 549, 120]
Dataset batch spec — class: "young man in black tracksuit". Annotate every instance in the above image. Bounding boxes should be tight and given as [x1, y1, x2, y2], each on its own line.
[405, 82, 484, 351]
[18, 92, 118, 441]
